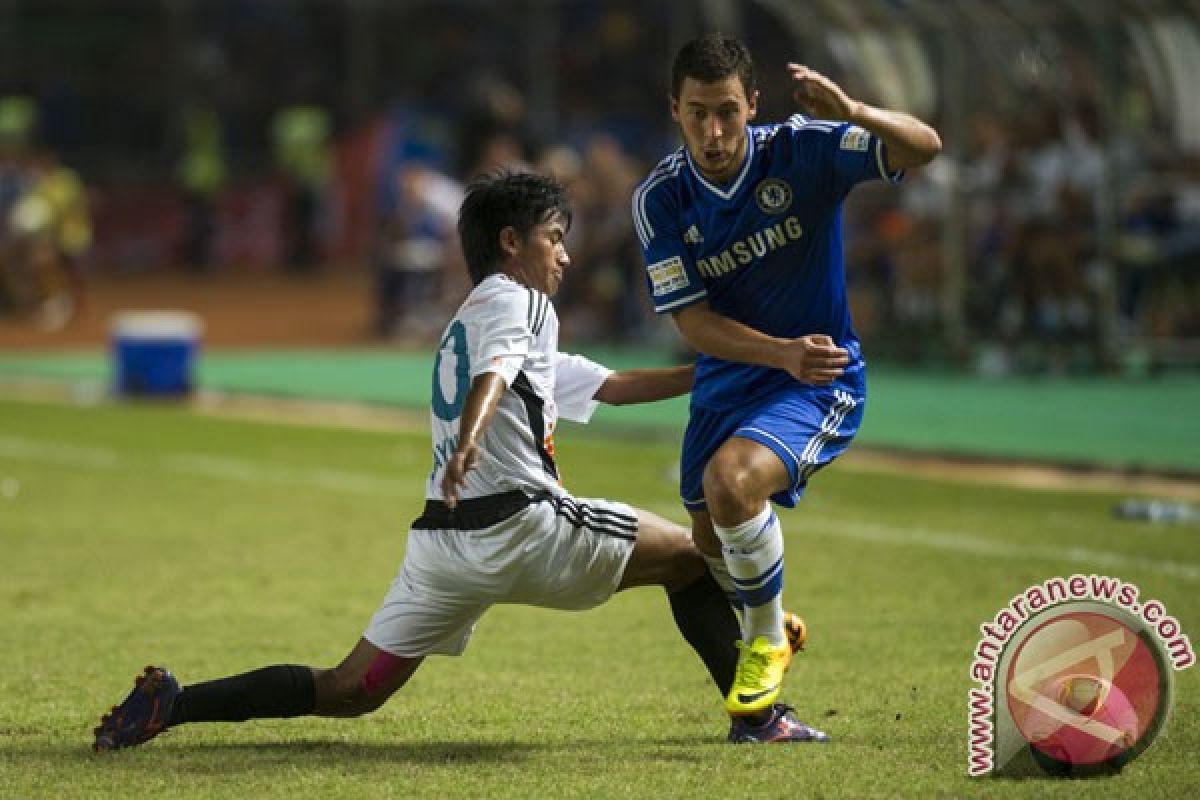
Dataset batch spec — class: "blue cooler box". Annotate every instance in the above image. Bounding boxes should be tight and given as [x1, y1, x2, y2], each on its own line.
[111, 311, 203, 397]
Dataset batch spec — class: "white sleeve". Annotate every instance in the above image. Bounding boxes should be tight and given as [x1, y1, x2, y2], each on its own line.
[469, 286, 534, 387]
[553, 352, 613, 423]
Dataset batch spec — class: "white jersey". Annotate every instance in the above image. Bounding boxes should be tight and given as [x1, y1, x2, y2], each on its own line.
[426, 273, 611, 502]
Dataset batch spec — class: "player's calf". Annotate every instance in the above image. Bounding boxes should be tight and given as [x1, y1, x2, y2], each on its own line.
[315, 648, 422, 717]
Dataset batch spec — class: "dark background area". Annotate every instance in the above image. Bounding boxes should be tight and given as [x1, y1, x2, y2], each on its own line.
[2, 0, 1199, 374]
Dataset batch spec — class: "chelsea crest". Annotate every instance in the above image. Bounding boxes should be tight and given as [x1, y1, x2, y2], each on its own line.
[754, 178, 792, 214]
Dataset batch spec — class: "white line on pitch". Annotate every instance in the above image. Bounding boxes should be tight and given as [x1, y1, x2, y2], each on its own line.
[814, 518, 1200, 582]
[645, 502, 1199, 582]
[163, 452, 400, 495]
[8, 432, 1196, 583]
[0, 435, 400, 496]
[0, 435, 120, 468]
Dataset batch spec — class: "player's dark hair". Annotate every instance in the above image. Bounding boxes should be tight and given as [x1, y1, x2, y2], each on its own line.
[670, 33, 756, 99]
[457, 170, 572, 285]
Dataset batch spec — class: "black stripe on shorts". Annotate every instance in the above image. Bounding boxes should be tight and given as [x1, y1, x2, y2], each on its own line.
[546, 495, 637, 541]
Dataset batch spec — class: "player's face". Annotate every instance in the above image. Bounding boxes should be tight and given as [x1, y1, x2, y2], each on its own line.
[505, 215, 570, 296]
[671, 75, 758, 183]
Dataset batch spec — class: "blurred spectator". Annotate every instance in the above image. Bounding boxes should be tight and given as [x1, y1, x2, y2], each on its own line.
[454, 75, 532, 181]
[0, 95, 36, 150]
[885, 183, 943, 357]
[0, 1, 1194, 367]
[536, 135, 652, 343]
[1005, 106, 1103, 371]
[174, 100, 227, 272]
[468, 129, 529, 178]
[371, 162, 463, 340]
[1119, 165, 1200, 365]
[963, 111, 1022, 356]
[271, 102, 332, 273]
[0, 96, 36, 238]
[1, 146, 91, 329]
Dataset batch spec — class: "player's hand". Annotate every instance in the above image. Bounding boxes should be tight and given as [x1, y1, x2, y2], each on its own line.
[441, 444, 481, 509]
[787, 63, 860, 121]
[779, 334, 849, 385]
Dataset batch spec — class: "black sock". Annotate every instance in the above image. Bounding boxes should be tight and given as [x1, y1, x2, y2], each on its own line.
[168, 664, 316, 726]
[669, 571, 741, 697]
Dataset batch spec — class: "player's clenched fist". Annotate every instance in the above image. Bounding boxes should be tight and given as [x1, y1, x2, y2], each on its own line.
[787, 63, 861, 121]
[440, 444, 481, 508]
[779, 334, 849, 385]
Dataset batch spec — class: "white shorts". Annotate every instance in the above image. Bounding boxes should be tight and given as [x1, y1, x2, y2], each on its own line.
[363, 494, 638, 658]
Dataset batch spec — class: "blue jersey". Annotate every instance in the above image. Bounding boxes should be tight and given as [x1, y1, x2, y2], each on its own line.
[634, 114, 900, 411]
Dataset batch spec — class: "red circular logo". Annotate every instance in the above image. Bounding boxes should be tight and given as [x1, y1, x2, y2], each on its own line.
[1005, 611, 1162, 769]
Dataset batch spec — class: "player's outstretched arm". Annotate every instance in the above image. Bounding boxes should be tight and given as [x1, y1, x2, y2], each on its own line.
[441, 372, 507, 508]
[594, 364, 694, 406]
[673, 301, 849, 386]
[787, 63, 941, 171]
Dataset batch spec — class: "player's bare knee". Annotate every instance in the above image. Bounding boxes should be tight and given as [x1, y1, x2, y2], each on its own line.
[645, 525, 706, 591]
[702, 459, 760, 520]
[342, 684, 393, 718]
[350, 686, 390, 716]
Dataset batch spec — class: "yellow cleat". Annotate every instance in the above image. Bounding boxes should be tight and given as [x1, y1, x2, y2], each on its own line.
[726, 636, 793, 716]
[784, 612, 808, 653]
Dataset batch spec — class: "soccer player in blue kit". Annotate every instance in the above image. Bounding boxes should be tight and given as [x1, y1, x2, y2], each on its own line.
[634, 34, 941, 721]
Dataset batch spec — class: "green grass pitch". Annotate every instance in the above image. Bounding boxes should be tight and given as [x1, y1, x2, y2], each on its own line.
[1, 397, 1198, 798]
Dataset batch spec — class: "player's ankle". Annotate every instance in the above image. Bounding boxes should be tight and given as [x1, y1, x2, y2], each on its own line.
[744, 605, 786, 647]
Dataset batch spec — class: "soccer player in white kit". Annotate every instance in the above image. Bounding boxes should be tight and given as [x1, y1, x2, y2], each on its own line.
[94, 171, 826, 751]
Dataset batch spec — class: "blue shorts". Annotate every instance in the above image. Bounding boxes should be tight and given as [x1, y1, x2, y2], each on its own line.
[680, 371, 866, 511]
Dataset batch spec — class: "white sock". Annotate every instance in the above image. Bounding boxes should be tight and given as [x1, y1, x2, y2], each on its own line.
[713, 506, 785, 646]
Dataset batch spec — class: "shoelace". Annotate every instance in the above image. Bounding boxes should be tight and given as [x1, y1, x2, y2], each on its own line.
[734, 640, 769, 686]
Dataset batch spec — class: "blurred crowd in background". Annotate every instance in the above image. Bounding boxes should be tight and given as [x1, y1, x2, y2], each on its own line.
[1, 0, 1199, 374]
